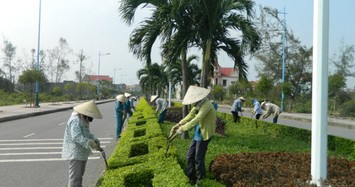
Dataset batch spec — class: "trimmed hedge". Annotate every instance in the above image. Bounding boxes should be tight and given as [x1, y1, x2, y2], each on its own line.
[217, 112, 355, 160]
[98, 98, 190, 187]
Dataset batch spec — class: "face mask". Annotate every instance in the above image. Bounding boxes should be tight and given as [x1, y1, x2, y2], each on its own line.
[84, 115, 93, 122]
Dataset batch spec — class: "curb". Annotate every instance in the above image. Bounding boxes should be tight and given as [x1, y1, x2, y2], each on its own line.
[0, 100, 114, 123]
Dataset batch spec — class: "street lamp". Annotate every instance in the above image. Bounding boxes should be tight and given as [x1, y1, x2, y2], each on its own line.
[114, 68, 121, 84]
[97, 51, 110, 96]
[34, 0, 42, 108]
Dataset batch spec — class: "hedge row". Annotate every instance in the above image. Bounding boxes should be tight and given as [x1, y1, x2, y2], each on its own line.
[98, 98, 190, 187]
[217, 112, 355, 160]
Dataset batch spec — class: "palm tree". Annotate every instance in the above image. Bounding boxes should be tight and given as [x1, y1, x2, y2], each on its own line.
[190, 0, 260, 87]
[166, 55, 200, 97]
[137, 63, 168, 96]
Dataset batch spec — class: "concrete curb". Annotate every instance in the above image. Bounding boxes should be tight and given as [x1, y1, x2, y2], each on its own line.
[0, 100, 114, 123]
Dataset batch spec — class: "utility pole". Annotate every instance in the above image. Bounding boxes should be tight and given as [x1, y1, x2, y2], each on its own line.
[34, 0, 42, 108]
[279, 7, 287, 112]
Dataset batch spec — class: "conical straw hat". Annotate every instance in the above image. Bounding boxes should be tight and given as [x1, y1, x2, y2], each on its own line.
[182, 86, 210, 105]
[73, 100, 103, 119]
[116, 94, 127, 102]
[150, 95, 158, 103]
[124, 92, 132, 97]
[238, 97, 246, 101]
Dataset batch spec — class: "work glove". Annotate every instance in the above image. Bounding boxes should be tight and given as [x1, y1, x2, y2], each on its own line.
[169, 123, 181, 139]
[88, 139, 98, 150]
[176, 127, 184, 135]
[251, 110, 256, 115]
[94, 139, 101, 147]
[97, 146, 104, 152]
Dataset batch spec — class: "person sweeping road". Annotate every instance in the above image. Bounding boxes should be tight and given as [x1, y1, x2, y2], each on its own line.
[61, 100, 104, 187]
[169, 85, 216, 186]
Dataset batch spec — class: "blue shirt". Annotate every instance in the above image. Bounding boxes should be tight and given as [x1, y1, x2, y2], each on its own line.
[115, 100, 125, 117]
[231, 99, 243, 112]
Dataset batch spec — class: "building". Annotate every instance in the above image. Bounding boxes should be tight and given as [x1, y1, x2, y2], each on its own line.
[211, 60, 239, 88]
[82, 75, 113, 83]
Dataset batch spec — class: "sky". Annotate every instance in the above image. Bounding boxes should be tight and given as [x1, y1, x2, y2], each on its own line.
[0, 0, 354, 88]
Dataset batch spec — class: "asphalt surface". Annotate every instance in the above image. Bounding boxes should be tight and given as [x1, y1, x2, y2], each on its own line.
[0, 100, 118, 187]
[1, 100, 354, 132]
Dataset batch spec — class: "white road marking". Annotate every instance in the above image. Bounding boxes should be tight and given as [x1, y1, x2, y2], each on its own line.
[58, 122, 66, 126]
[0, 138, 113, 142]
[0, 141, 111, 146]
[0, 146, 106, 151]
[0, 151, 102, 156]
[23, 133, 35, 138]
[0, 157, 100, 163]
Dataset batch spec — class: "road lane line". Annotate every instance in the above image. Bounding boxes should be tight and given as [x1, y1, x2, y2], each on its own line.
[0, 146, 106, 151]
[58, 122, 66, 126]
[0, 157, 100, 163]
[0, 141, 111, 146]
[0, 138, 113, 142]
[0, 151, 103, 156]
[23, 133, 35, 138]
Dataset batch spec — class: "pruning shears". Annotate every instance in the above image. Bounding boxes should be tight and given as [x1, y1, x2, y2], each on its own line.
[165, 131, 179, 157]
[101, 150, 109, 169]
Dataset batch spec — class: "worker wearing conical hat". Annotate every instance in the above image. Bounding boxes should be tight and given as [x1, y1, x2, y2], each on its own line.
[62, 100, 103, 187]
[150, 95, 168, 124]
[231, 96, 246, 123]
[169, 85, 216, 185]
[260, 101, 281, 123]
[124, 92, 135, 119]
[115, 94, 127, 140]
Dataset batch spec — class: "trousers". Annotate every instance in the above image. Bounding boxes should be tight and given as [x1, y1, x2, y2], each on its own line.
[68, 160, 87, 187]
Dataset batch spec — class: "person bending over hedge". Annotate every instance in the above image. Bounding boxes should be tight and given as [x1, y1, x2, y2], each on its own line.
[169, 86, 216, 186]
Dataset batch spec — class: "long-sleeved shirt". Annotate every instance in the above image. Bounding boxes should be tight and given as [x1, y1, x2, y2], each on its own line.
[253, 101, 263, 115]
[62, 113, 97, 160]
[155, 98, 168, 113]
[231, 99, 243, 112]
[179, 99, 216, 141]
[262, 103, 281, 118]
[115, 100, 126, 117]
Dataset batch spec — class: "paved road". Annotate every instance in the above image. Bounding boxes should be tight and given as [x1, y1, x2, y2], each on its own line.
[218, 105, 355, 140]
[0, 101, 118, 187]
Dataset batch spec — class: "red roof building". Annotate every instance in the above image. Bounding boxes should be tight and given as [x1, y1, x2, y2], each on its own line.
[83, 75, 113, 82]
[212, 59, 239, 88]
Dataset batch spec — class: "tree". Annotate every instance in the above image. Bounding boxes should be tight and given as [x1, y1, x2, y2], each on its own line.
[64, 83, 74, 101]
[75, 49, 89, 82]
[137, 63, 167, 96]
[2, 39, 17, 88]
[330, 39, 355, 84]
[254, 6, 313, 103]
[46, 38, 72, 83]
[255, 75, 273, 99]
[190, 0, 260, 87]
[18, 69, 46, 107]
[76, 82, 95, 100]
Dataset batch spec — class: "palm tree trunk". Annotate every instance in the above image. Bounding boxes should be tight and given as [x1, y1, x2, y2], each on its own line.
[181, 48, 189, 117]
[201, 39, 212, 88]
[181, 48, 190, 139]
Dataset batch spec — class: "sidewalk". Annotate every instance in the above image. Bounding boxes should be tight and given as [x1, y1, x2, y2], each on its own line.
[219, 105, 355, 130]
[0, 100, 114, 123]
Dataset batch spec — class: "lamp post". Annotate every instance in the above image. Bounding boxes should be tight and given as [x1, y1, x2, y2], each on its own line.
[34, 0, 42, 107]
[279, 7, 287, 112]
[114, 68, 121, 84]
[97, 51, 110, 96]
